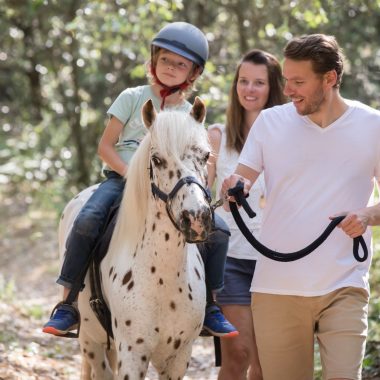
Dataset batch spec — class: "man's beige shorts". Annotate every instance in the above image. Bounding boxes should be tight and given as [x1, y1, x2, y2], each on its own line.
[251, 287, 369, 380]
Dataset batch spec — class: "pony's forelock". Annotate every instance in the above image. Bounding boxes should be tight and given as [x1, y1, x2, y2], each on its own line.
[152, 111, 208, 162]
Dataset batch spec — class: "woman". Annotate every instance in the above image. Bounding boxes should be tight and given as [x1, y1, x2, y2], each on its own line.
[208, 49, 287, 379]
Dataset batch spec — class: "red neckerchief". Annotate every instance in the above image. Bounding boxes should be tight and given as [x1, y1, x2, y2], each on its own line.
[151, 67, 190, 109]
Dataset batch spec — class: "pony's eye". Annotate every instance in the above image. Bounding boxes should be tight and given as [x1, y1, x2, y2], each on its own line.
[152, 155, 162, 166]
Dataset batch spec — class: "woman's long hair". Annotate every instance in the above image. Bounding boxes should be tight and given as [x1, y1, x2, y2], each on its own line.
[226, 49, 287, 153]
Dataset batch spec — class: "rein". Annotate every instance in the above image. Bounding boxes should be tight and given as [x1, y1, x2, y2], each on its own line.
[227, 181, 368, 263]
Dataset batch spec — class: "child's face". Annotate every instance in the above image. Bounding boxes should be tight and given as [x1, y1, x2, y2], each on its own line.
[155, 50, 195, 87]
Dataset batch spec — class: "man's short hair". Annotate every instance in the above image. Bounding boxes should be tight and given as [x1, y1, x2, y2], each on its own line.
[284, 34, 344, 88]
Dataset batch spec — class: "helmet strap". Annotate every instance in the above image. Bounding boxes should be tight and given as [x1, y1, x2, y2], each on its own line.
[151, 67, 190, 110]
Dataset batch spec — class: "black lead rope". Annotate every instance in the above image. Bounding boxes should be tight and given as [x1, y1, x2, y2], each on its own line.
[227, 181, 368, 263]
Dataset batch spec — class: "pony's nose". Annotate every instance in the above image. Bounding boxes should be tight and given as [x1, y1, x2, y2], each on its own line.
[180, 207, 212, 242]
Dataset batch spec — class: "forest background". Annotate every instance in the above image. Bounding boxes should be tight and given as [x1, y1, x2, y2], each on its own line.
[0, 0, 380, 378]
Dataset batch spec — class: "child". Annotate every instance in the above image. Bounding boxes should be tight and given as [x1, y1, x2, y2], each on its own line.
[43, 21, 237, 339]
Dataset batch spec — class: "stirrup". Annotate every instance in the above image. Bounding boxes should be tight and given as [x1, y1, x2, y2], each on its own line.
[49, 301, 81, 338]
[199, 327, 213, 337]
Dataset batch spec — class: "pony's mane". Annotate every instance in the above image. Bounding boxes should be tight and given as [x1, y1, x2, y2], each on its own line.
[111, 109, 209, 253]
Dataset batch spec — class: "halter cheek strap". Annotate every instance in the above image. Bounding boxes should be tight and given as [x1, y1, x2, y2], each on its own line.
[149, 162, 212, 243]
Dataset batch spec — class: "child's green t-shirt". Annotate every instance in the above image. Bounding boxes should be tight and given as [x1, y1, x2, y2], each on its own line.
[105, 85, 191, 170]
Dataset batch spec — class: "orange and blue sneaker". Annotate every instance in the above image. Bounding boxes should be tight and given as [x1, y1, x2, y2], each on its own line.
[42, 303, 79, 337]
[202, 304, 239, 338]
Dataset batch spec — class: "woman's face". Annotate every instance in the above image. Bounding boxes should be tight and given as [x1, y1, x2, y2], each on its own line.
[236, 62, 270, 112]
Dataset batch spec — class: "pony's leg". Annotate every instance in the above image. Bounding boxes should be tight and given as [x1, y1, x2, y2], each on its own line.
[79, 333, 114, 380]
[114, 347, 150, 380]
[106, 348, 117, 373]
[156, 345, 193, 380]
[80, 357, 91, 380]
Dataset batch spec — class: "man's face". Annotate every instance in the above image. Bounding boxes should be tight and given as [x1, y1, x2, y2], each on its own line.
[283, 58, 326, 116]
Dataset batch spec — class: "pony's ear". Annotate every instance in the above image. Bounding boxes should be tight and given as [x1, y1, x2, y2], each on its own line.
[190, 96, 206, 124]
[142, 99, 156, 129]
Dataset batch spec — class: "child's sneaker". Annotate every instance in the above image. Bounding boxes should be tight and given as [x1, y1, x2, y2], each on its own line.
[42, 303, 79, 336]
[202, 305, 239, 338]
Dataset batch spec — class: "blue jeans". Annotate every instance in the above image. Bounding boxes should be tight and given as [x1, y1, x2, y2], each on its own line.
[57, 171, 125, 287]
[197, 213, 230, 292]
[58, 173, 230, 296]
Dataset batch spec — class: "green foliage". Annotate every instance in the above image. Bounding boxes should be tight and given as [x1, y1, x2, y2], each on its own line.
[368, 226, 380, 341]
[0, 11, 378, 218]
[1, 0, 380, 201]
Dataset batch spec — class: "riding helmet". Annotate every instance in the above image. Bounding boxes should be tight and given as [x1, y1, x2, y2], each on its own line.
[151, 22, 209, 71]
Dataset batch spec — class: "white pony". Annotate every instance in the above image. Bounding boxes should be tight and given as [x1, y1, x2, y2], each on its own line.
[58, 98, 212, 379]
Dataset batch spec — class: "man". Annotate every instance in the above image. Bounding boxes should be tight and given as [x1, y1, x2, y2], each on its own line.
[222, 34, 380, 380]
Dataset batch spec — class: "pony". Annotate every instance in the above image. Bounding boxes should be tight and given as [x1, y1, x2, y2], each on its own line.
[58, 98, 213, 379]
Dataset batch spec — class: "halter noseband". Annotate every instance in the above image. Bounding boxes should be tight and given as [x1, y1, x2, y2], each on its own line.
[149, 162, 212, 241]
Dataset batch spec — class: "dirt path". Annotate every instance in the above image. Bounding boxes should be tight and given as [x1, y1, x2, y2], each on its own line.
[0, 197, 219, 380]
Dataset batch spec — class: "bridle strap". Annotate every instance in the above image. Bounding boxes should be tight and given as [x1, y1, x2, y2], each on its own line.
[151, 176, 211, 204]
[149, 162, 212, 242]
[227, 181, 368, 263]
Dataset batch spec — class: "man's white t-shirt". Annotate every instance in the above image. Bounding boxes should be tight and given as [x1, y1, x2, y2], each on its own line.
[239, 100, 380, 296]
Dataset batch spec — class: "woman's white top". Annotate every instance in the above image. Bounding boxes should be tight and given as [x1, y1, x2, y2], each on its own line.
[210, 124, 265, 260]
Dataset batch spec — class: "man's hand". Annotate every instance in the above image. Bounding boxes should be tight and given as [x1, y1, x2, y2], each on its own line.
[330, 211, 369, 238]
[221, 174, 252, 211]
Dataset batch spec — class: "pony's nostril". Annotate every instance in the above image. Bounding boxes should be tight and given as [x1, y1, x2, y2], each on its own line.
[181, 210, 191, 228]
[201, 208, 212, 231]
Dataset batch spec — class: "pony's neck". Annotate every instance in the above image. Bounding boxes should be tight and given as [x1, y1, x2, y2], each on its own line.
[137, 203, 188, 277]
[146, 202, 186, 250]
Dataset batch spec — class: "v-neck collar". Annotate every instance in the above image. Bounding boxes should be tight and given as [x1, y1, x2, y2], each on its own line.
[301, 103, 355, 133]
